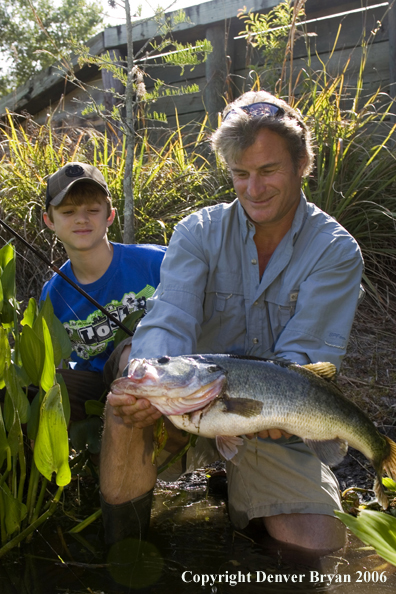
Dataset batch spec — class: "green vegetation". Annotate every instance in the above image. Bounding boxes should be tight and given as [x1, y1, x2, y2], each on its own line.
[0, 111, 231, 303]
[335, 507, 396, 567]
[0, 242, 72, 556]
[0, 0, 103, 96]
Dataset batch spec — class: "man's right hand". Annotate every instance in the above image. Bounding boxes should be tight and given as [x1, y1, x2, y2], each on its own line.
[107, 391, 162, 428]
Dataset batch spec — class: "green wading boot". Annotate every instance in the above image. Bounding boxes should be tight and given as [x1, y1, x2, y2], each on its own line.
[100, 489, 154, 546]
[101, 490, 164, 592]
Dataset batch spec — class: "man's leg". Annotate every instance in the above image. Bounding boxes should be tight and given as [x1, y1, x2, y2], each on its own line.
[264, 513, 346, 553]
[99, 404, 156, 544]
[226, 438, 345, 553]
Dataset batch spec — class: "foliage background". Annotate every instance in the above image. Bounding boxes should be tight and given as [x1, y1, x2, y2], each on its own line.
[0, 0, 103, 96]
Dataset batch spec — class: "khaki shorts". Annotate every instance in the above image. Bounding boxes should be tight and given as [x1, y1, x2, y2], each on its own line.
[158, 436, 342, 530]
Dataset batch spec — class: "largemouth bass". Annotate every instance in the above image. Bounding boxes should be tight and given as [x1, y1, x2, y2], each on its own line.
[111, 354, 396, 508]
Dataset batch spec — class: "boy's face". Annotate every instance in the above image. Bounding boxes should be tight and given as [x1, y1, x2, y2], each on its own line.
[43, 196, 115, 255]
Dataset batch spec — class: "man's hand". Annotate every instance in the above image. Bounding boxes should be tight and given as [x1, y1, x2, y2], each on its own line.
[245, 429, 293, 440]
[107, 391, 162, 428]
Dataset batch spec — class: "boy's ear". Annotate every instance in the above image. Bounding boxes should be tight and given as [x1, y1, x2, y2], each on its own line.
[106, 207, 116, 228]
[43, 212, 55, 230]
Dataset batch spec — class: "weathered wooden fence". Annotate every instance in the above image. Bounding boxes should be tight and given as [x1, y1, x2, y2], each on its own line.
[0, 0, 394, 133]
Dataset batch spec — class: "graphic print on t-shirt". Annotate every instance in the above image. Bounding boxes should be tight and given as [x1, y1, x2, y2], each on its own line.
[63, 285, 155, 360]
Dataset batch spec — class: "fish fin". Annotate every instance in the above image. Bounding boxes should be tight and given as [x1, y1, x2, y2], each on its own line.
[383, 436, 396, 480]
[216, 435, 244, 462]
[302, 362, 337, 380]
[220, 397, 263, 417]
[303, 437, 348, 466]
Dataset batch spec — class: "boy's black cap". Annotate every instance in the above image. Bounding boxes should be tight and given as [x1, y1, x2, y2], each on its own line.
[45, 162, 111, 210]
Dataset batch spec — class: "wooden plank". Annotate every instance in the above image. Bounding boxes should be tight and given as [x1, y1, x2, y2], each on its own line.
[103, 0, 280, 48]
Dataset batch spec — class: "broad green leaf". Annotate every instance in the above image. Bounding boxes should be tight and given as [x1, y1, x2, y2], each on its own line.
[56, 372, 70, 426]
[0, 277, 3, 313]
[6, 412, 22, 458]
[27, 390, 41, 442]
[84, 399, 105, 417]
[335, 510, 396, 566]
[34, 383, 71, 487]
[37, 296, 71, 366]
[0, 327, 11, 388]
[20, 324, 45, 386]
[0, 259, 16, 324]
[0, 243, 14, 270]
[4, 364, 30, 427]
[21, 297, 38, 328]
[51, 313, 72, 364]
[383, 477, 396, 491]
[33, 296, 53, 342]
[0, 481, 27, 537]
[13, 361, 31, 389]
[0, 406, 10, 470]
[40, 318, 55, 393]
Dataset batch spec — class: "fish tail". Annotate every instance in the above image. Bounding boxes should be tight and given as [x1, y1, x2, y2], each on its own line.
[383, 436, 396, 480]
[373, 437, 396, 509]
[374, 475, 389, 509]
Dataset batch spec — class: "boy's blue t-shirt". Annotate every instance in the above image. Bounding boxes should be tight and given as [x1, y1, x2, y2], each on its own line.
[40, 242, 166, 373]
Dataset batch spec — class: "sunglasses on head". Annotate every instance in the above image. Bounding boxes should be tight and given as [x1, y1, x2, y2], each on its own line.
[223, 101, 285, 122]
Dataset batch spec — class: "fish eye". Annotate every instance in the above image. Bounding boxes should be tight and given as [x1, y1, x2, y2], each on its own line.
[157, 356, 170, 364]
[207, 365, 220, 373]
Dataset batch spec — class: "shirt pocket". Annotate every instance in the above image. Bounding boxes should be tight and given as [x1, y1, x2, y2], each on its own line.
[267, 289, 299, 334]
[202, 272, 245, 352]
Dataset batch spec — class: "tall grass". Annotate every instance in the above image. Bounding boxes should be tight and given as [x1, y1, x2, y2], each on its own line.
[0, 112, 232, 304]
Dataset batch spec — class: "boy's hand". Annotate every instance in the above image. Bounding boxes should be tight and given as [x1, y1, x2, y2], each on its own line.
[107, 391, 162, 428]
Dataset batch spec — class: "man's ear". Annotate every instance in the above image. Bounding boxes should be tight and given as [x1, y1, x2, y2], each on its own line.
[43, 212, 55, 230]
[297, 153, 308, 177]
[106, 207, 116, 228]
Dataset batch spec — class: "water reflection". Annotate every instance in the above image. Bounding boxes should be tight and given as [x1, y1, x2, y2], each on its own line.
[0, 476, 395, 594]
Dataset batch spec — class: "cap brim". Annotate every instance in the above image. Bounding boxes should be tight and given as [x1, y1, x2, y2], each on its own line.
[47, 179, 111, 209]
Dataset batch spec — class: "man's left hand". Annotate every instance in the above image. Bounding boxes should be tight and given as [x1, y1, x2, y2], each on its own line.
[245, 429, 293, 440]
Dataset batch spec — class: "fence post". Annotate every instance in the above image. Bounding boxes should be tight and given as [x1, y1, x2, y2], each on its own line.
[204, 23, 234, 127]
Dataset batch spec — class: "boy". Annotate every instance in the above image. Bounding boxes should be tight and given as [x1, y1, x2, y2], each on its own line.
[41, 162, 166, 421]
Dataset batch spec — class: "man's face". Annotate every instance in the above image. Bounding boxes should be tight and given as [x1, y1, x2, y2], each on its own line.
[229, 128, 306, 231]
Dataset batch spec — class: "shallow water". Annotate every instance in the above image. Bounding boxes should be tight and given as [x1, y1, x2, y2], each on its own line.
[1, 477, 395, 594]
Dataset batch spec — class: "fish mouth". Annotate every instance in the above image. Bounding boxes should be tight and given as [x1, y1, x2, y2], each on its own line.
[148, 375, 226, 415]
[110, 358, 227, 415]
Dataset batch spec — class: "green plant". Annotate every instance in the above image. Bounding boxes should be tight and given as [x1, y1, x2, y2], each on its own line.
[237, 0, 306, 94]
[0, 242, 72, 556]
[335, 508, 396, 567]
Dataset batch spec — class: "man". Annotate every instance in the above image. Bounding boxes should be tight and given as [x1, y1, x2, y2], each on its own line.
[100, 91, 363, 552]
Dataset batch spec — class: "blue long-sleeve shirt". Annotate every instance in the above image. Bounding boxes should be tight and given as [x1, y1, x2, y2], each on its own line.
[130, 194, 363, 369]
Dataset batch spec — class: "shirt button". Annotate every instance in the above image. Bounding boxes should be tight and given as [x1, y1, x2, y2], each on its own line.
[254, 301, 259, 306]
[253, 338, 259, 344]
[251, 259, 257, 265]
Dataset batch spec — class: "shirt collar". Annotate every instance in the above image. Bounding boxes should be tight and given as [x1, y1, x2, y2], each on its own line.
[238, 191, 307, 243]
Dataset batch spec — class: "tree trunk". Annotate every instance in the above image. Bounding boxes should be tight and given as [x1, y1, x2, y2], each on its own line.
[123, 0, 135, 244]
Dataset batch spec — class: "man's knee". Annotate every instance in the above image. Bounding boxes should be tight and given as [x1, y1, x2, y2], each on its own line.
[263, 513, 346, 553]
